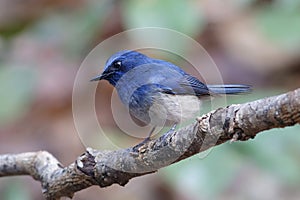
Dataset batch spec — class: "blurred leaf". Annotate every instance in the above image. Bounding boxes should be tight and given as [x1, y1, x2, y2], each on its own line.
[256, 1, 300, 50]
[1, 179, 31, 200]
[0, 66, 36, 126]
[0, 22, 32, 39]
[162, 145, 242, 199]
[122, 0, 204, 36]
[233, 125, 300, 185]
[233, 0, 257, 7]
[28, 0, 112, 58]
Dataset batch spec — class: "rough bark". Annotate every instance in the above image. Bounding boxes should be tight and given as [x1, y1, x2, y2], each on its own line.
[0, 88, 299, 200]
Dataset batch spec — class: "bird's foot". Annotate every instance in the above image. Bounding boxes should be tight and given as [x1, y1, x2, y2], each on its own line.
[137, 127, 156, 145]
[132, 127, 156, 152]
[161, 124, 177, 141]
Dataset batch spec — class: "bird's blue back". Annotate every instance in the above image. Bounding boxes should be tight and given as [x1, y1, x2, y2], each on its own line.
[106, 51, 210, 96]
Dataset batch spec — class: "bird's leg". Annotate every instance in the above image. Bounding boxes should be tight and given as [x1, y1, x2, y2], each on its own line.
[132, 127, 157, 152]
[139, 126, 156, 144]
[148, 126, 156, 138]
[169, 123, 177, 132]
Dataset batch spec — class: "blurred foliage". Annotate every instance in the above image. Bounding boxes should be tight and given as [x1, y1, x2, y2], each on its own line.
[1, 179, 31, 200]
[257, 0, 300, 50]
[235, 127, 300, 185]
[122, 0, 205, 36]
[28, 0, 112, 58]
[0, 66, 36, 126]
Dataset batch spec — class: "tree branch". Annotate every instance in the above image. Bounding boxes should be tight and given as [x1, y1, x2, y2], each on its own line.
[1, 88, 299, 199]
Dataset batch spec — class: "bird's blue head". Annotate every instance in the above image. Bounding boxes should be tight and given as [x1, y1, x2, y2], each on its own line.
[91, 50, 150, 86]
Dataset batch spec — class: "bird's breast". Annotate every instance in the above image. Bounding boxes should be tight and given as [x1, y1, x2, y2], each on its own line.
[117, 83, 202, 126]
[148, 93, 201, 126]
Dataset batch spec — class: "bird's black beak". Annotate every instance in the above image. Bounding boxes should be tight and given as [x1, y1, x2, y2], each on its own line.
[90, 75, 103, 82]
[90, 70, 114, 82]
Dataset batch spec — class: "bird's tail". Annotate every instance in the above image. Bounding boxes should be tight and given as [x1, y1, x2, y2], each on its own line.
[207, 84, 252, 95]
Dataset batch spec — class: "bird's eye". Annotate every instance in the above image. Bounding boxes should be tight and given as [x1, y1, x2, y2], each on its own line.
[114, 61, 122, 68]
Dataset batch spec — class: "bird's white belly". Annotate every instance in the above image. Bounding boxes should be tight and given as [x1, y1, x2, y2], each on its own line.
[148, 93, 201, 126]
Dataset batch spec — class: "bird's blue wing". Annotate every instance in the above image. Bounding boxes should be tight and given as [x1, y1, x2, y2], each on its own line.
[179, 75, 210, 96]
[159, 74, 210, 97]
[125, 58, 210, 97]
[151, 59, 210, 96]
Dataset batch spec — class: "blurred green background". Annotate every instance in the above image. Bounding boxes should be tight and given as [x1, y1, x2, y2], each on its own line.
[0, 0, 300, 199]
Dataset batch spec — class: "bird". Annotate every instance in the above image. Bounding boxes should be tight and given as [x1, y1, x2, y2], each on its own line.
[91, 50, 251, 138]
